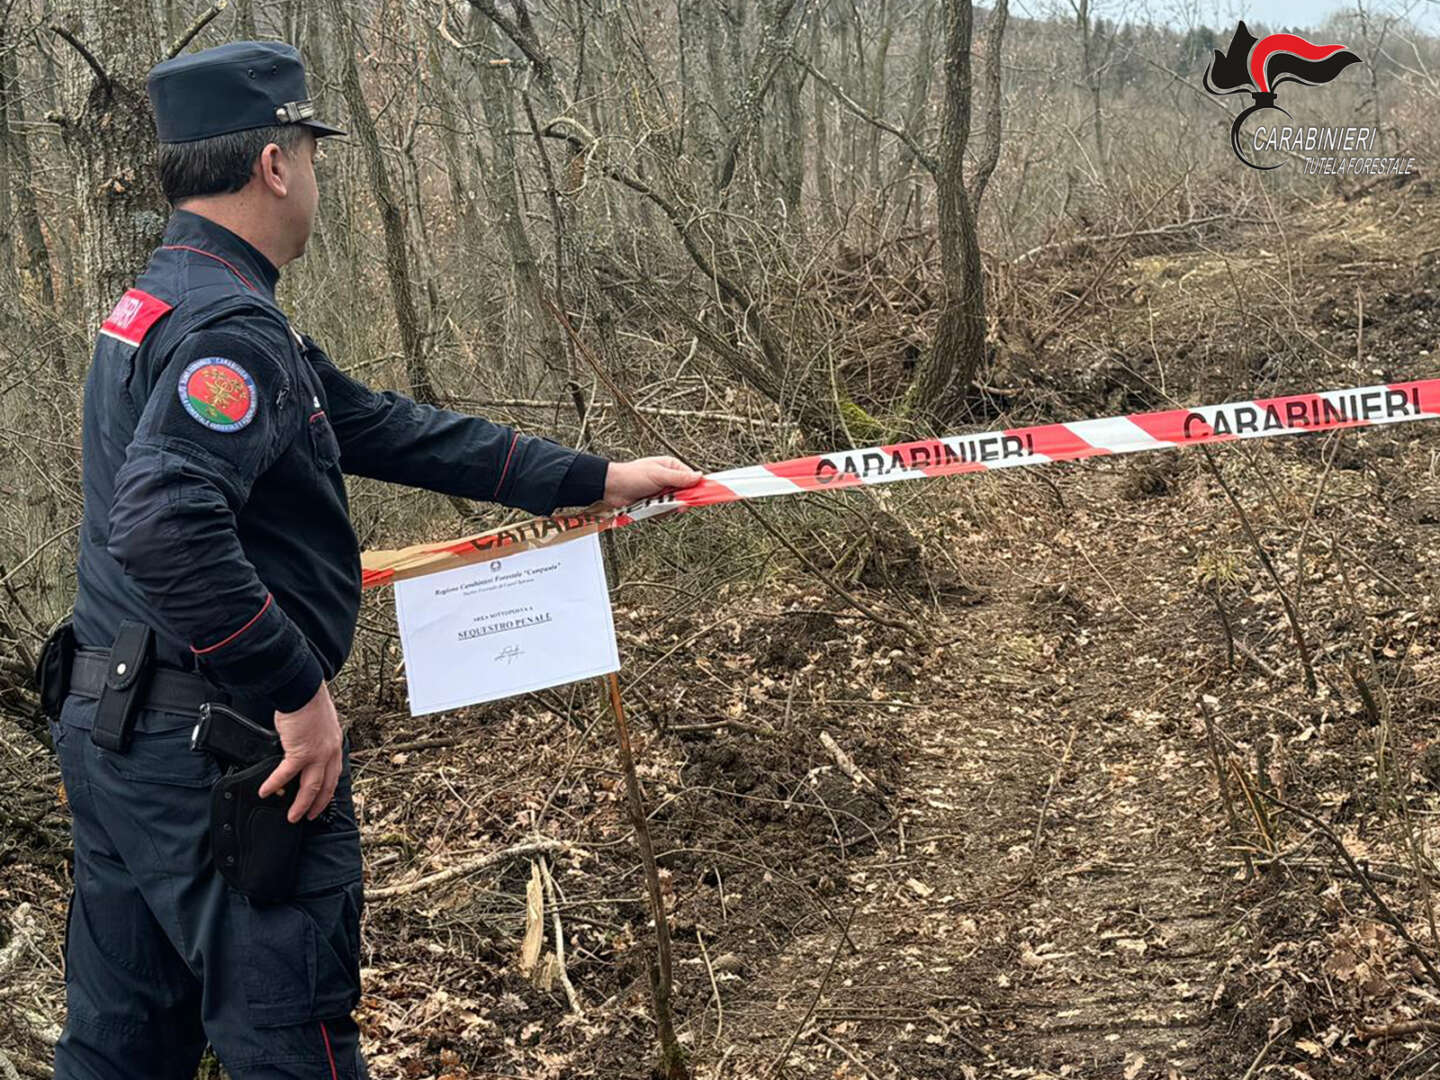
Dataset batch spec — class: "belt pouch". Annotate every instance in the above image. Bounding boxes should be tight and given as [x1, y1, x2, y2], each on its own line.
[91, 621, 155, 753]
[33, 617, 77, 721]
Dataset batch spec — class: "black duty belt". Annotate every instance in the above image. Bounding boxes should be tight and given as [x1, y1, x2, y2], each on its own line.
[70, 649, 213, 714]
[66, 621, 270, 753]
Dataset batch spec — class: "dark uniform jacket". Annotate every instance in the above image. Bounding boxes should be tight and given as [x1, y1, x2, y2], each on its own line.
[74, 210, 607, 714]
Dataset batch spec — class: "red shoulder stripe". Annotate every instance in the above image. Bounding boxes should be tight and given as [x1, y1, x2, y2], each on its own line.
[99, 288, 174, 347]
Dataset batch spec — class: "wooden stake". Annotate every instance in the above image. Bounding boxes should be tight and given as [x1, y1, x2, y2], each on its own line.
[606, 672, 689, 1079]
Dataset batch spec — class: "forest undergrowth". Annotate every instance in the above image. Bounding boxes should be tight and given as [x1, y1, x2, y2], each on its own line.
[3, 176, 1440, 1080]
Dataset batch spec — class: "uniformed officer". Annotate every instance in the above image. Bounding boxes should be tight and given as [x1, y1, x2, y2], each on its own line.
[48, 40, 698, 1079]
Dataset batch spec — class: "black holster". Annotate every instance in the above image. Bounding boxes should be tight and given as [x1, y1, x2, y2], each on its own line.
[209, 756, 305, 904]
[192, 702, 304, 904]
[90, 620, 155, 753]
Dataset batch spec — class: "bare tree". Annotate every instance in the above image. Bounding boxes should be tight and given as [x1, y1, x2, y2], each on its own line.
[327, 0, 436, 404]
[1, 15, 56, 313]
[902, 0, 1007, 427]
[50, 9, 167, 326]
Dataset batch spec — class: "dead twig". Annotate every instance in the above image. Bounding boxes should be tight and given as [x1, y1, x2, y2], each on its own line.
[1201, 446, 1316, 694]
[49, 26, 109, 87]
[165, 0, 226, 60]
[765, 905, 858, 1079]
[1261, 790, 1440, 992]
[350, 736, 458, 759]
[1356, 1018, 1440, 1042]
[696, 928, 722, 1044]
[538, 856, 582, 1016]
[1199, 697, 1251, 879]
[819, 731, 876, 791]
[364, 838, 574, 900]
[1031, 721, 1078, 859]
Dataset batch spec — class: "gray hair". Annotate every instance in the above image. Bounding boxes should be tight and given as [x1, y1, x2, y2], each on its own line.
[157, 124, 308, 206]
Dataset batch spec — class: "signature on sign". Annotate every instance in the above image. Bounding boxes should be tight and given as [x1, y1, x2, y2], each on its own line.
[495, 645, 523, 665]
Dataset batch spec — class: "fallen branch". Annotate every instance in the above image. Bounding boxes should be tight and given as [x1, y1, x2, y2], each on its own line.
[1356, 1018, 1440, 1042]
[538, 856, 582, 1016]
[1014, 215, 1232, 263]
[364, 838, 574, 900]
[765, 905, 858, 1079]
[350, 736, 458, 759]
[819, 731, 875, 790]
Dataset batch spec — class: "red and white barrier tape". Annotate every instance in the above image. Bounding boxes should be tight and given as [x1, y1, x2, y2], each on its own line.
[362, 378, 1440, 587]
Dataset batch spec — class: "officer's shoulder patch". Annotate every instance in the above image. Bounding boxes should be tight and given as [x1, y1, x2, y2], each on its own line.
[99, 289, 173, 348]
[178, 358, 258, 433]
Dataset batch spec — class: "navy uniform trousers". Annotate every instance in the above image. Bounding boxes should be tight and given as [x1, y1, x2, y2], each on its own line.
[51, 695, 368, 1079]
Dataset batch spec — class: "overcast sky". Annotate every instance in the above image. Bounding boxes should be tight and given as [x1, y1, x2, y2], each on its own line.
[1205, 0, 1439, 30]
[1010, 0, 1440, 33]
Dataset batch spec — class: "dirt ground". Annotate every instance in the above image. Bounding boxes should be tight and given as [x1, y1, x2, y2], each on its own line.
[4, 179, 1440, 1079]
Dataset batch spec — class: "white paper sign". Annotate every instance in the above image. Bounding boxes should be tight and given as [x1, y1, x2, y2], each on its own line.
[393, 534, 619, 716]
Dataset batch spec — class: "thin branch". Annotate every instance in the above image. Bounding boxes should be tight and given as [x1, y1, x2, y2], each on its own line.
[449, 396, 778, 428]
[165, 0, 227, 60]
[546, 301, 921, 640]
[765, 905, 858, 1079]
[970, 0, 1010, 209]
[1014, 215, 1231, 264]
[537, 856, 583, 1016]
[49, 25, 108, 88]
[1262, 789, 1440, 991]
[1200, 445, 1317, 695]
[465, 0, 555, 89]
[607, 673, 687, 1078]
[364, 838, 574, 900]
[790, 51, 937, 176]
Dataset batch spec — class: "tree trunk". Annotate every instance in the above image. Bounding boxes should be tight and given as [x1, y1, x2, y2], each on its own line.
[328, 0, 435, 404]
[969, 0, 1009, 212]
[302, 0, 347, 265]
[0, 19, 17, 289]
[909, 0, 985, 428]
[1073, 0, 1103, 169]
[467, 14, 564, 387]
[866, 4, 892, 196]
[429, 39, 482, 261]
[2, 31, 57, 313]
[810, 14, 837, 227]
[775, 57, 804, 216]
[896, 0, 937, 227]
[53, 10, 167, 332]
[702, 0, 729, 156]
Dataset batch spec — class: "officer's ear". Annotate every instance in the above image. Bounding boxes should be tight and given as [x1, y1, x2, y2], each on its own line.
[256, 140, 301, 200]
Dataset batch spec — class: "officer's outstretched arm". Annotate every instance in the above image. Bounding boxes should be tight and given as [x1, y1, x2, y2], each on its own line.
[107, 329, 323, 713]
[299, 336, 609, 514]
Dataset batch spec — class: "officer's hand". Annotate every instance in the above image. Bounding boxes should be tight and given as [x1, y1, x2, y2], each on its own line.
[602, 456, 703, 508]
[259, 681, 344, 824]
